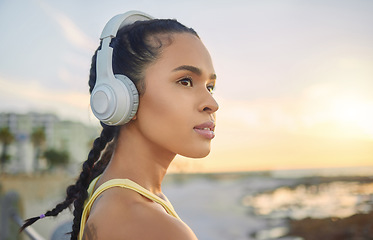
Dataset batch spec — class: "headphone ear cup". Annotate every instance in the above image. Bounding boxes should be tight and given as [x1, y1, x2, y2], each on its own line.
[90, 74, 138, 126]
[90, 80, 117, 124]
[113, 74, 139, 124]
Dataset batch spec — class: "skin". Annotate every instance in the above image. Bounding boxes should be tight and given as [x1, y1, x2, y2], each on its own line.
[82, 32, 218, 240]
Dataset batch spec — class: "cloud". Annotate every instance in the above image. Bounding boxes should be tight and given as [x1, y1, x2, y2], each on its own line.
[35, 0, 97, 52]
[53, 13, 97, 51]
[215, 82, 373, 142]
[0, 75, 97, 125]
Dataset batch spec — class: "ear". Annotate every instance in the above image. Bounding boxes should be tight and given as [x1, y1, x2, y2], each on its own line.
[132, 114, 137, 121]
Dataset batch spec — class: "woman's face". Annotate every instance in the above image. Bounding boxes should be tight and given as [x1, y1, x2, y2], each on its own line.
[134, 33, 219, 158]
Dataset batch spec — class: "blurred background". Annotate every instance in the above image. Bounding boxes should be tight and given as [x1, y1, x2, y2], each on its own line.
[0, 0, 372, 239]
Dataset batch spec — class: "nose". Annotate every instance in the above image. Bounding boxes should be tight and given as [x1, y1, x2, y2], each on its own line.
[200, 92, 219, 114]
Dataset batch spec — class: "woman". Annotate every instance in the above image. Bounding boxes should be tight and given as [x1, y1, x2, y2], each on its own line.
[22, 11, 218, 240]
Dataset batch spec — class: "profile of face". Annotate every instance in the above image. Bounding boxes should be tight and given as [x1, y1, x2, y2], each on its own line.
[132, 33, 219, 158]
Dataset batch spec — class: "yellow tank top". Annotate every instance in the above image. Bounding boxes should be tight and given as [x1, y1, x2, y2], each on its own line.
[78, 176, 181, 240]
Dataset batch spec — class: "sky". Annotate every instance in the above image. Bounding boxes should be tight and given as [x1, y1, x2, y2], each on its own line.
[1, 0, 372, 172]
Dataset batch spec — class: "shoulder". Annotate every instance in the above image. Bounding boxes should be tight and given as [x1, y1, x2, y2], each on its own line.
[82, 186, 197, 240]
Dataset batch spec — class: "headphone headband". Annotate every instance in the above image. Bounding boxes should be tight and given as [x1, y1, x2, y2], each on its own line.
[96, 11, 154, 85]
[100, 11, 154, 40]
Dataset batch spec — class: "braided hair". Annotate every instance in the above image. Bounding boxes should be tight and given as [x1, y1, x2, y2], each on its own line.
[21, 17, 198, 240]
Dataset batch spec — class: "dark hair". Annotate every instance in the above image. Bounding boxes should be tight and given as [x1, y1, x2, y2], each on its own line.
[21, 18, 198, 240]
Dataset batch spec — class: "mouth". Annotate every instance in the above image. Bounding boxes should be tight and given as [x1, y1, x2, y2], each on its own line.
[193, 121, 215, 139]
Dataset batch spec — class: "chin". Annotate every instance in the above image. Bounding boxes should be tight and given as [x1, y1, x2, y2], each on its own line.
[179, 148, 211, 159]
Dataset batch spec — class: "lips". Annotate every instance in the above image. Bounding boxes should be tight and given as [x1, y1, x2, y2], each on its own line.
[193, 121, 215, 139]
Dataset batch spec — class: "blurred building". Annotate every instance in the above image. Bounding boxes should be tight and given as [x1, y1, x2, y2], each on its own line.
[0, 112, 99, 173]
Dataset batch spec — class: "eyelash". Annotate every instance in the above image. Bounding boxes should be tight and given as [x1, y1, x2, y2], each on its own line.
[177, 76, 215, 94]
[207, 84, 215, 94]
[178, 76, 193, 87]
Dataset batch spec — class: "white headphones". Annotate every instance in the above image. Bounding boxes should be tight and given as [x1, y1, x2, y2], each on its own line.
[90, 11, 154, 125]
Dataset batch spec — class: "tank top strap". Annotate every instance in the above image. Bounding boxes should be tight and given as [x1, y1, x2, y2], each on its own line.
[78, 177, 180, 240]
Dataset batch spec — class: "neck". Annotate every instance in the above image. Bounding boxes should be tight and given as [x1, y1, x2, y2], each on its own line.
[102, 122, 176, 195]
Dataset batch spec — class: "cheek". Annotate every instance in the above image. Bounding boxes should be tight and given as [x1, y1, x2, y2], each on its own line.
[137, 91, 192, 142]
[140, 91, 189, 124]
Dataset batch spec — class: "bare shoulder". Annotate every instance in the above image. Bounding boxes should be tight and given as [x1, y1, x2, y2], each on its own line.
[82, 187, 197, 240]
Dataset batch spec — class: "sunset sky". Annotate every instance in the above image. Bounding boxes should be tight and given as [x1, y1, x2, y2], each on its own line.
[1, 0, 372, 172]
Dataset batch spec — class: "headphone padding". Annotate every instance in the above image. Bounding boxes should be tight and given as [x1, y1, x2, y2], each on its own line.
[113, 74, 139, 125]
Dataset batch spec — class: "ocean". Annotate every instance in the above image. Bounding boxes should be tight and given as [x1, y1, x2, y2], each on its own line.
[163, 166, 373, 240]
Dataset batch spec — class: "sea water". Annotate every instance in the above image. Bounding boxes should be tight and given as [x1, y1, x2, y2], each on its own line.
[163, 167, 373, 240]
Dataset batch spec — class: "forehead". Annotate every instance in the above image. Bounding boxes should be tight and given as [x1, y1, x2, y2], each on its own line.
[152, 33, 215, 74]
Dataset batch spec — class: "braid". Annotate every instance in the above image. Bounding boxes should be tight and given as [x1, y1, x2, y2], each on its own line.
[19, 199, 74, 232]
[91, 138, 117, 180]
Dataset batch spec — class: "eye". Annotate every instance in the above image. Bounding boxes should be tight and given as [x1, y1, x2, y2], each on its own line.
[178, 77, 193, 87]
[207, 84, 215, 94]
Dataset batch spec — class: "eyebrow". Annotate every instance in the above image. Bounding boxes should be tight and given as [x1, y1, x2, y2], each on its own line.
[172, 65, 217, 80]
